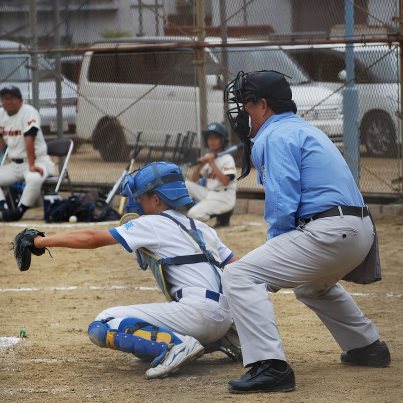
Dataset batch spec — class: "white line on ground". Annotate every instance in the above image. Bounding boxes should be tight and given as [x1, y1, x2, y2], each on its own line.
[0, 285, 401, 298]
[1, 387, 69, 394]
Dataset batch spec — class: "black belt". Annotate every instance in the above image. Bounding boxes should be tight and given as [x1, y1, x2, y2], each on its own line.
[299, 205, 369, 224]
[12, 158, 25, 164]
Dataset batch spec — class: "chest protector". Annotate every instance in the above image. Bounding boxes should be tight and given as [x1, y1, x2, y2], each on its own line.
[120, 213, 224, 301]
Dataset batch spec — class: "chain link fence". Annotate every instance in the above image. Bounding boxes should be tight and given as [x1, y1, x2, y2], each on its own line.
[0, 0, 402, 199]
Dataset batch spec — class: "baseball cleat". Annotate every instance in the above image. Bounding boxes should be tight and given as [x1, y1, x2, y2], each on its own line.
[145, 335, 204, 379]
[341, 340, 391, 367]
[228, 360, 296, 394]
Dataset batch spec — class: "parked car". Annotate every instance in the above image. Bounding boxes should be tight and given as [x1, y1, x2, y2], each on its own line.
[211, 43, 343, 145]
[76, 38, 343, 161]
[0, 40, 77, 137]
[284, 43, 400, 157]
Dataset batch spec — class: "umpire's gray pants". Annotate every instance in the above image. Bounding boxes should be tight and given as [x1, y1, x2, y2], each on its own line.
[222, 215, 379, 366]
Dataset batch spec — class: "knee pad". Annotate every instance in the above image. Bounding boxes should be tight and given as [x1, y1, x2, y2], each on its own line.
[88, 320, 113, 348]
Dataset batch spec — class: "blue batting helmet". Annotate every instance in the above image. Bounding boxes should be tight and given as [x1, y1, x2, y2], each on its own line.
[120, 162, 193, 214]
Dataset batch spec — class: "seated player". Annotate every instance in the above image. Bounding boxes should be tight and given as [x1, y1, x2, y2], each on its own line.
[0, 85, 55, 221]
[28, 161, 240, 379]
[186, 123, 236, 226]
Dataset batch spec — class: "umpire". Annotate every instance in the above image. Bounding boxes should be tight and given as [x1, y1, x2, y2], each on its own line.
[221, 70, 391, 394]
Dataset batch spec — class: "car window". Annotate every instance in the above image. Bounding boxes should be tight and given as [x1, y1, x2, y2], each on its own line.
[287, 49, 344, 83]
[354, 49, 398, 83]
[0, 55, 30, 82]
[287, 47, 398, 84]
[212, 47, 309, 84]
[88, 48, 203, 87]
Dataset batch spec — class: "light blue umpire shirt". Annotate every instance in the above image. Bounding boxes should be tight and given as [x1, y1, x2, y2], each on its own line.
[251, 112, 365, 240]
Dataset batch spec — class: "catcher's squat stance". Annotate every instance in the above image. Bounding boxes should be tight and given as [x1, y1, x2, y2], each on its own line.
[13, 162, 240, 379]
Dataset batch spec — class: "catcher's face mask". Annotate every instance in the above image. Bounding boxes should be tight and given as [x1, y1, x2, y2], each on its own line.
[120, 169, 145, 215]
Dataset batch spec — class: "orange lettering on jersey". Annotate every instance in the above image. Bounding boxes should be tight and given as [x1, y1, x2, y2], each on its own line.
[27, 119, 36, 125]
[4, 129, 22, 137]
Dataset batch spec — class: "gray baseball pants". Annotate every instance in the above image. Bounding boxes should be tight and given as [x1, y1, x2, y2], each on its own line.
[222, 215, 379, 366]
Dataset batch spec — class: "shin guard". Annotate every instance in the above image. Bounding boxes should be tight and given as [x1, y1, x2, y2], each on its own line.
[88, 317, 181, 367]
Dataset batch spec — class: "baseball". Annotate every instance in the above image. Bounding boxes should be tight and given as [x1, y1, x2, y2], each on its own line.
[69, 215, 78, 223]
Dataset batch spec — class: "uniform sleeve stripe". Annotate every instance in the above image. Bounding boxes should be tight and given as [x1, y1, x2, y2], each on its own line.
[222, 251, 234, 266]
[109, 228, 132, 252]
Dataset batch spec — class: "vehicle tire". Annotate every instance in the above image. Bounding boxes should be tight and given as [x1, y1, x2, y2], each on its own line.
[92, 116, 129, 162]
[361, 111, 396, 157]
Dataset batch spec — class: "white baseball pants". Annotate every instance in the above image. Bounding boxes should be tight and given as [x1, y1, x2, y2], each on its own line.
[0, 156, 55, 207]
[95, 289, 232, 346]
[222, 215, 379, 366]
[186, 180, 236, 222]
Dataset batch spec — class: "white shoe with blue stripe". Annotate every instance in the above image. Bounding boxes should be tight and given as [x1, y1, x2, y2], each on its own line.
[145, 335, 204, 379]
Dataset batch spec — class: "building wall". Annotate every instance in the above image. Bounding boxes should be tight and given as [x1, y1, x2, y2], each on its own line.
[0, 0, 397, 47]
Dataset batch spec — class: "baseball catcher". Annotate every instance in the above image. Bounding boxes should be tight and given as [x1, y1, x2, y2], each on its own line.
[12, 161, 242, 379]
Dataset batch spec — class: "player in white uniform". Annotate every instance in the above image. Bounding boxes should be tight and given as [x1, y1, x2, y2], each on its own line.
[0, 86, 55, 221]
[32, 162, 239, 379]
[186, 123, 236, 226]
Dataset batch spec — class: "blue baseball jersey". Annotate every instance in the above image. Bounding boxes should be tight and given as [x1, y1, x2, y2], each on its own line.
[251, 112, 364, 239]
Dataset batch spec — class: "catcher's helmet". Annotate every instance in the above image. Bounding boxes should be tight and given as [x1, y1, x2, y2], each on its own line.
[120, 162, 193, 212]
[202, 122, 229, 148]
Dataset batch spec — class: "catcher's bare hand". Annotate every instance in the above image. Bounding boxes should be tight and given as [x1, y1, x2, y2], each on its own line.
[12, 228, 47, 271]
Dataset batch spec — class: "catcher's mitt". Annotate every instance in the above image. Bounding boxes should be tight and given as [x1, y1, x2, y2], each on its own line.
[12, 228, 47, 271]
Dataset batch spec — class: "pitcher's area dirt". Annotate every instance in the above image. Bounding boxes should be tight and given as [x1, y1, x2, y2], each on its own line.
[1, 213, 402, 402]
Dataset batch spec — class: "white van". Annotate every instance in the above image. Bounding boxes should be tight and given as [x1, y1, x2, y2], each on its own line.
[0, 40, 77, 136]
[76, 38, 343, 161]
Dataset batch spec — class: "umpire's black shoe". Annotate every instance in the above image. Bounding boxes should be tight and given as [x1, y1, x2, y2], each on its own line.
[228, 360, 296, 394]
[341, 340, 391, 367]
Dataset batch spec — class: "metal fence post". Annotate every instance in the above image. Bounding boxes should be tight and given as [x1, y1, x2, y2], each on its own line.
[399, 0, 403, 193]
[29, 0, 39, 110]
[196, 0, 207, 154]
[343, 0, 360, 186]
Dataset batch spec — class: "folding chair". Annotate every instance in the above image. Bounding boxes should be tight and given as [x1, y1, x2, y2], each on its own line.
[44, 138, 74, 194]
[171, 132, 183, 162]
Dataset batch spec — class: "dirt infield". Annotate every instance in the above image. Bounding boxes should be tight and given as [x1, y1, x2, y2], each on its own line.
[0, 212, 402, 402]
